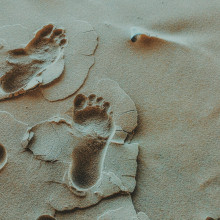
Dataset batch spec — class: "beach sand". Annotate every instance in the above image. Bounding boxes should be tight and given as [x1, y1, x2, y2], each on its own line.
[0, 0, 219, 219]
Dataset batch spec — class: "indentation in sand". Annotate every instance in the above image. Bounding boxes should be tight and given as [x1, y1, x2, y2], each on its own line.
[50, 142, 138, 211]
[0, 143, 7, 171]
[70, 94, 115, 190]
[0, 24, 67, 100]
[0, 21, 98, 102]
[22, 79, 139, 212]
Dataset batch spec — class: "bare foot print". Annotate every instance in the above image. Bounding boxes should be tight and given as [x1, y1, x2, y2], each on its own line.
[69, 94, 115, 190]
[0, 24, 67, 99]
[0, 143, 7, 171]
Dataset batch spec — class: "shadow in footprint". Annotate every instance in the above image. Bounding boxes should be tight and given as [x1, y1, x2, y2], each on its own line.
[37, 215, 56, 220]
[0, 143, 7, 171]
[70, 94, 115, 190]
[0, 24, 67, 99]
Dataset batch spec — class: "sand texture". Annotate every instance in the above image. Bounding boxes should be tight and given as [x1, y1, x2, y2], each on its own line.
[0, 0, 220, 220]
[0, 24, 67, 100]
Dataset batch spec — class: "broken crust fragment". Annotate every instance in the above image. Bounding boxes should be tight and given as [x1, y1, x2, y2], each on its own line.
[21, 116, 73, 161]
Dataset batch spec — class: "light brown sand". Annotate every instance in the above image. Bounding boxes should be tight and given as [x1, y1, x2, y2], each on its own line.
[0, 0, 220, 219]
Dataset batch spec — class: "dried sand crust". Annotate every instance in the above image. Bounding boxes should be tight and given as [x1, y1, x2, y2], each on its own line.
[22, 80, 139, 212]
[0, 1, 220, 219]
[0, 21, 141, 220]
[0, 80, 141, 219]
[41, 20, 98, 101]
[55, 195, 150, 220]
[0, 111, 56, 219]
[0, 24, 67, 100]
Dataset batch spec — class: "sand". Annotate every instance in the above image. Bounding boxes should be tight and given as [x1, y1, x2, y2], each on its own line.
[0, 0, 220, 219]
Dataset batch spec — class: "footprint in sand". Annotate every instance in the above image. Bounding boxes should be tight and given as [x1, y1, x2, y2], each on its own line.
[0, 143, 7, 171]
[69, 93, 115, 190]
[0, 24, 67, 100]
[21, 83, 138, 210]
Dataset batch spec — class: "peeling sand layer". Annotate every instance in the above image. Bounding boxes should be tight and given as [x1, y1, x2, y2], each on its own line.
[0, 0, 220, 220]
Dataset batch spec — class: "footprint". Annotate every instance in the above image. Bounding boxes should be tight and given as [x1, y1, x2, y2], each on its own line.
[69, 94, 115, 190]
[0, 24, 67, 99]
[0, 143, 7, 171]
